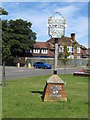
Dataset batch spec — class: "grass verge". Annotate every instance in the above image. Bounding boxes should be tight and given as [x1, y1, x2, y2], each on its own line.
[2, 74, 88, 118]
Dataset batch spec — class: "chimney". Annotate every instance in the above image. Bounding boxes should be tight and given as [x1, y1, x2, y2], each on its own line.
[71, 33, 75, 41]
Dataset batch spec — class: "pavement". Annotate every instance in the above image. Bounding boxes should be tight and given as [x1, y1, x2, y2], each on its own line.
[0, 66, 83, 80]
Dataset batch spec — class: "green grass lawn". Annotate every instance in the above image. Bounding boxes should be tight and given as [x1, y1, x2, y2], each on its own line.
[0, 85, 2, 120]
[2, 74, 88, 118]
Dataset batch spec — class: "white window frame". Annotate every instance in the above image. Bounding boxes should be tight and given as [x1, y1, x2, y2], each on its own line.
[68, 55, 74, 59]
[33, 49, 40, 53]
[77, 56, 80, 59]
[59, 46, 63, 52]
[67, 46, 72, 53]
[77, 48, 80, 53]
[41, 49, 48, 54]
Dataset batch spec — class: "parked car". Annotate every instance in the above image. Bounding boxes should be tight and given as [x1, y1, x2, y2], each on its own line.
[33, 62, 52, 69]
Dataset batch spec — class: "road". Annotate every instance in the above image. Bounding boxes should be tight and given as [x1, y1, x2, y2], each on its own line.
[0, 66, 83, 80]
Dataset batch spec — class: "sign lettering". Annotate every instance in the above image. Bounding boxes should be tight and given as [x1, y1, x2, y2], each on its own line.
[48, 16, 65, 38]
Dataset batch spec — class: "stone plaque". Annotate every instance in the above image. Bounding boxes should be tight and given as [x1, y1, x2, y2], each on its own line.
[43, 75, 67, 101]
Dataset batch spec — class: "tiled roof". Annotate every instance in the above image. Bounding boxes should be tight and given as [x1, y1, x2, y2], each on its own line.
[80, 45, 87, 50]
[33, 42, 54, 50]
[47, 36, 80, 47]
[32, 50, 54, 57]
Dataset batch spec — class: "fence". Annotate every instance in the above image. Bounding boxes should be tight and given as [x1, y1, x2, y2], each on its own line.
[26, 57, 88, 68]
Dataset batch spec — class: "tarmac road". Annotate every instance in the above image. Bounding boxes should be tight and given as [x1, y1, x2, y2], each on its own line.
[0, 66, 83, 80]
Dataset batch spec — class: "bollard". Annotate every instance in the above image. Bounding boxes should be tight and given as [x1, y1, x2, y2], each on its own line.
[28, 63, 31, 69]
[17, 63, 20, 68]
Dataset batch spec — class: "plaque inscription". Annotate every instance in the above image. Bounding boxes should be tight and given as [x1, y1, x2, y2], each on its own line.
[49, 85, 62, 98]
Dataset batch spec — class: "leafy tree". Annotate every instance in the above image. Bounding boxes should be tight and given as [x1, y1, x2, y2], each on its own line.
[2, 19, 36, 65]
[0, 8, 8, 86]
[0, 7, 8, 15]
[2, 40, 12, 64]
[58, 45, 70, 66]
[0, 8, 8, 66]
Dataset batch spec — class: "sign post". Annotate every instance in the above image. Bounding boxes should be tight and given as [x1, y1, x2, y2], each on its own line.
[43, 12, 67, 101]
[48, 12, 66, 74]
[54, 38, 58, 74]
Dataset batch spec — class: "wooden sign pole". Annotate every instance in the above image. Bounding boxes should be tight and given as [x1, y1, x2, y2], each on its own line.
[54, 38, 58, 74]
[43, 12, 67, 102]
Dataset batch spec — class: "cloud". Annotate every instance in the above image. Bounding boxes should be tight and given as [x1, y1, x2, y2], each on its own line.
[2, 2, 88, 47]
[55, 5, 81, 19]
[2, 6, 49, 40]
[73, 17, 88, 47]
[54, 4, 88, 47]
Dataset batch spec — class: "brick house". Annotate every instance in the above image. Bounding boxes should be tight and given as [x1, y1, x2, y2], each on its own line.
[31, 33, 87, 59]
[80, 45, 88, 58]
[30, 42, 54, 58]
[87, 48, 90, 58]
[47, 33, 81, 59]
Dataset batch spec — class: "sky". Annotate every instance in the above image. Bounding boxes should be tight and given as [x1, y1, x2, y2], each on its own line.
[2, 2, 88, 48]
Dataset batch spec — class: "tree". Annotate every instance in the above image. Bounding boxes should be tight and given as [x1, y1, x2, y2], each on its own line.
[2, 19, 36, 65]
[58, 45, 70, 66]
[0, 7, 8, 15]
[0, 8, 8, 87]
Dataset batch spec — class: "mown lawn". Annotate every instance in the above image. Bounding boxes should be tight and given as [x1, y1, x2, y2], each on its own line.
[2, 74, 88, 118]
[0, 85, 2, 120]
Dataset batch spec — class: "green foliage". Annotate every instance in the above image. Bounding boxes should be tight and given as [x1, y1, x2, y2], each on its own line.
[0, 7, 8, 15]
[2, 75, 88, 118]
[58, 45, 70, 65]
[2, 19, 36, 65]
[2, 40, 11, 61]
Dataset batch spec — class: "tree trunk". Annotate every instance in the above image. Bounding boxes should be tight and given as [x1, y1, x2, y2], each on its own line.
[2, 62, 6, 87]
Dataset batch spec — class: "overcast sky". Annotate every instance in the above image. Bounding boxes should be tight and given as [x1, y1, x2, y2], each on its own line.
[2, 2, 88, 48]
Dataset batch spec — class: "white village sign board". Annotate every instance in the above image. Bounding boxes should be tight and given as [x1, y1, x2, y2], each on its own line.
[48, 16, 65, 38]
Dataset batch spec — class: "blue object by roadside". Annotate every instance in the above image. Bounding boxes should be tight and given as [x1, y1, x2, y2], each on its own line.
[33, 62, 52, 69]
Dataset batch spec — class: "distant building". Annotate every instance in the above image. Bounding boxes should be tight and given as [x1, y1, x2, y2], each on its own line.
[80, 45, 88, 58]
[31, 33, 87, 59]
[87, 48, 90, 58]
[47, 33, 81, 59]
[30, 42, 54, 58]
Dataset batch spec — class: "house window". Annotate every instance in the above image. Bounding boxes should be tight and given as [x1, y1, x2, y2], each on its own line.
[67, 46, 72, 52]
[77, 56, 80, 59]
[71, 55, 74, 59]
[41, 49, 48, 54]
[68, 55, 74, 59]
[77, 48, 80, 53]
[68, 48, 69, 52]
[59, 46, 63, 52]
[72, 47, 75, 53]
[33, 49, 40, 53]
